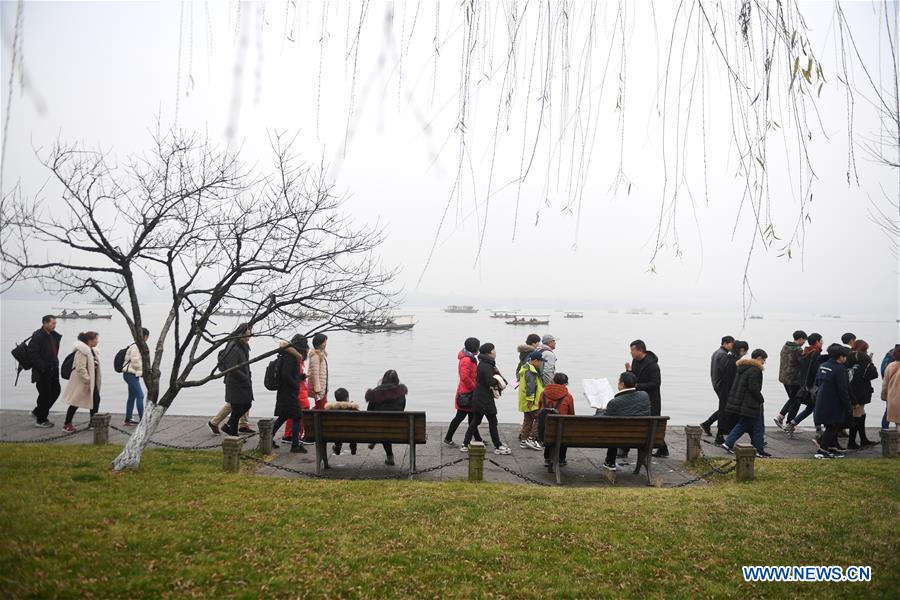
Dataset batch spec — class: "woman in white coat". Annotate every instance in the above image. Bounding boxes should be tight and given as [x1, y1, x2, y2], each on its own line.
[62, 331, 101, 433]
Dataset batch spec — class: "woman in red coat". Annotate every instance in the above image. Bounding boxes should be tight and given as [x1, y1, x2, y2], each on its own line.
[443, 337, 484, 446]
[282, 335, 310, 441]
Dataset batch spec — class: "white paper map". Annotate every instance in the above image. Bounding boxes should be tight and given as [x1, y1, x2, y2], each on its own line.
[582, 378, 615, 410]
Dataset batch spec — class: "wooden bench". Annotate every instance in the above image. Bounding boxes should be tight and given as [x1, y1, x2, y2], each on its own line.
[301, 410, 427, 479]
[543, 415, 670, 485]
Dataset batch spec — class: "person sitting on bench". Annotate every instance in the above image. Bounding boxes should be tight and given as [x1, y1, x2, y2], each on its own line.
[597, 372, 650, 471]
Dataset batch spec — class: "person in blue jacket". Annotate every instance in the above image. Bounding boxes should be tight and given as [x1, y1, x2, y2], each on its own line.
[813, 345, 851, 459]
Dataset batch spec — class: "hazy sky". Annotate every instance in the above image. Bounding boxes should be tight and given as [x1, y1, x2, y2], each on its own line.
[1, 1, 898, 316]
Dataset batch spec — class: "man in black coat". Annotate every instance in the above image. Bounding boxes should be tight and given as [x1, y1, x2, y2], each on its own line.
[714, 340, 748, 444]
[220, 323, 254, 436]
[700, 336, 735, 436]
[27, 315, 62, 427]
[721, 349, 773, 457]
[599, 372, 651, 471]
[625, 339, 668, 457]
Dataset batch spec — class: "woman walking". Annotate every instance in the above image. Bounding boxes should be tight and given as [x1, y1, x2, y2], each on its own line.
[365, 370, 408, 465]
[882, 346, 900, 428]
[122, 327, 149, 426]
[220, 323, 254, 437]
[461, 343, 512, 455]
[62, 331, 101, 432]
[847, 340, 879, 448]
[272, 334, 309, 453]
[443, 337, 483, 446]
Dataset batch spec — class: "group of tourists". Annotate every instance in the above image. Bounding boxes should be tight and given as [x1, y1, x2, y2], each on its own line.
[21, 315, 149, 432]
[442, 333, 669, 471]
[700, 331, 900, 459]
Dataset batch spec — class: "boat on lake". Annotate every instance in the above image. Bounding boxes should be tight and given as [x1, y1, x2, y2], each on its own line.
[626, 308, 653, 315]
[56, 309, 112, 320]
[212, 308, 255, 317]
[749, 315, 764, 320]
[353, 315, 416, 332]
[491, 310, 519, 319]
[563, 312, 584, 319]
[506, 315, 550, 326]
[444, 305, 478, 313]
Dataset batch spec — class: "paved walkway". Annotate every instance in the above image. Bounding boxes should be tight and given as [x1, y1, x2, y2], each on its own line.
[0, 410, 887, 487]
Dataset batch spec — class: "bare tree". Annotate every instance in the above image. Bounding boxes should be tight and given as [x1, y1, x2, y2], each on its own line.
[0, 128, 398, 470]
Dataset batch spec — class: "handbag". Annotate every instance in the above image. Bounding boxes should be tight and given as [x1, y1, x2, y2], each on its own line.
[457, 392, 473, 409]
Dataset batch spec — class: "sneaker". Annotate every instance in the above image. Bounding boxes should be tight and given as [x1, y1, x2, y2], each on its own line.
[459, 445, 469, 452]
[756, 450, 773, 458]
[207, 421, 220, 435]
[221, 424, 237, 436]
[519, 440, 529, 449]
[601, 461, 618, 471]
[238, 426, 255, 434]
[289, 445, 308, 454]
[124, 419, 138, 427]
[721, 443, 734, 454]
[526, 439, 542, 451]
[773, 415, 785, 430]
[384, 455, 395, 466]
[814, 449, 833, 459]
[271, 438, 280, 449]
[442, 439, 457, 447]
[494, 446, 512, 455]
[828, 448, 845, 458]
[35, 420, 54, 428]
[332, 445, 342, 456]
[700, 423, 712, 436]
[62, 423, 76, 433]
[652, 449, 669, 458]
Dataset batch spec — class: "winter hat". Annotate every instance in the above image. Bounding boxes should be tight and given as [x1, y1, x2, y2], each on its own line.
[541, 334, 557, 344]
[528, 350, 545, 362]
[479, 343, 495, 354]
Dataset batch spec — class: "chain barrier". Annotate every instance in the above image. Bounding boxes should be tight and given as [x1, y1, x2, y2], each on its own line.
[410, 457, 466, 475]
[0, 427, 92, 444]
[487, 458, 553, 487]
[240, 453, 321, 478]
[108, 423, 258, 450]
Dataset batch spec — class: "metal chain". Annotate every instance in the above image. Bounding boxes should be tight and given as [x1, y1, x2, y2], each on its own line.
[240, 453, 321, 478]
[108, 423, 258, 450]
[410, 457, 466, 475]
[487, 458, 553, 487]
[0, 427, 91, 444]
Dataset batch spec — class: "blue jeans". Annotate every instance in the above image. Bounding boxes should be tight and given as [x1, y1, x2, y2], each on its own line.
[272, 416, 300, 447]
[123, 373, 144, 421]
[792, 405, 814, 425]
[724, 414, 765, 453]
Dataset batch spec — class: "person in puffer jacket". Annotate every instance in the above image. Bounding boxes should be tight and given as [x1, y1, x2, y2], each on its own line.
[517, 352, 545, 450]
[721, 349, 772, 457]
[444, 337, 483, 446]
[327, 387, 359, 456]
[365, 370, 408, 465]
[541, 373, 574, 467]
[515, 334, 542, 373]
[308, 333, 329, 410]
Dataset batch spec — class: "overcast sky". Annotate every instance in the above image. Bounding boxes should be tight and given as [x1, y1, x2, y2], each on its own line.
[1, 1, 897, 316]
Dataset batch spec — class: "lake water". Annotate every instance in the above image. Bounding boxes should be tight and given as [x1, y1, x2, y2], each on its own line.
[1, 299, 896, 425]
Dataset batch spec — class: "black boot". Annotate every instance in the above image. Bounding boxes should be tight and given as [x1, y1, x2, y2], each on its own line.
[858, 415, 878, 446]
[847, 418, 860, 450]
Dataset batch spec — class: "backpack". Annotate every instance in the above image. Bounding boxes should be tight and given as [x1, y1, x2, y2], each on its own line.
[113, 345, 132, 373]
[537, 395, 565, 444]
[217, 342, 235, 373]
[264, 355, 282, 391]
[10, 336, 32, 385]
[60, 351, 76, 380]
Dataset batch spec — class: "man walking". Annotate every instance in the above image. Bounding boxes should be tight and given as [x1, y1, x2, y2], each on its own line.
[773, 330, 807, 430]
[700, 336, 734, 436]
[27, 315, 62, 427]
[721, 349, 773, 458]
[625, 339, 668, 457]
[539, 334, 558, 386]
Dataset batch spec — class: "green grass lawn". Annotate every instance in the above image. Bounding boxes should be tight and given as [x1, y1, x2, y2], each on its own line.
[0, 445, 897, 599]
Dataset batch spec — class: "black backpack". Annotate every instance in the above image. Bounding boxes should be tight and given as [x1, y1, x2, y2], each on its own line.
[113, 345, 132, 373]
[537, 395, 565, 444]
[217, 342, 235, 373]
[264, 355, 282, 391]
[10, 336, 32, 385]
[60, 351, 76, 380]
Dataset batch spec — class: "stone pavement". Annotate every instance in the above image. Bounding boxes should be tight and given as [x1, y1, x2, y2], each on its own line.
[0, 410, 888, 487]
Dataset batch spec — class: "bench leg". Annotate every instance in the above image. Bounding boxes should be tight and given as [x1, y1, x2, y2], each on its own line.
[315, 442, 323, 476]
[321, 442, 330, 469]
[644, 421, 658, 486]
[409, 444, 416, 480]
[633, 449, 643, 475]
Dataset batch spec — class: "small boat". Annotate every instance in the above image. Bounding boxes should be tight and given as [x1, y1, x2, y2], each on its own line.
[506, 315, 550, 326]
[212, 309, 255, 317]
[444, 305, 478, 313]
[626, 308, 653, 315]
[354, 315, 416, 332]
[749, 315, 764, 320]
[491, 311, 519, 319]
[56, 309, 112, 320]
[563, 312, 584, 319]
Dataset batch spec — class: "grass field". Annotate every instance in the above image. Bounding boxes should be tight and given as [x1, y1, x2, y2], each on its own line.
[0, 445, 897, 598]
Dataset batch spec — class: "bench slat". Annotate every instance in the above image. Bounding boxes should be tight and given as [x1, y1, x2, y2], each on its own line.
[301, 411, 427, 444]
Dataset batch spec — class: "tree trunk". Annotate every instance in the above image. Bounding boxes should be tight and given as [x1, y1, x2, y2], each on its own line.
[109, 402, 168, 471]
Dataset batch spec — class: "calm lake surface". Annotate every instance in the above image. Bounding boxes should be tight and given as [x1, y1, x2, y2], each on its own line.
[1, 299, 896, 425]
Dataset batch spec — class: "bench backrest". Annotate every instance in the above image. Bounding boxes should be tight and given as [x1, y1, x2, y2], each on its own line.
[543, 415, 669, 447]
[301, 410, 427, 445]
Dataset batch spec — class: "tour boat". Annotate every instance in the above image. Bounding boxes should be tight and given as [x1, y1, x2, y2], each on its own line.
[444, 305, 478, 313]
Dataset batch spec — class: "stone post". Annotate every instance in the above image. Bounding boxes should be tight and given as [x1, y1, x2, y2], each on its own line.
[91, 413, 110, 446]
[734, 444, 756, 482]
[880, 429, 899, 458]
[222, 436, 243, 473]
[684, 425, 702, 463]
[467, 441, 486, 482]
[257, 418, 273, 454]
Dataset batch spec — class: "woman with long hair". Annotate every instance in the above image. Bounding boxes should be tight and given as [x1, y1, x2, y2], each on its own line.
[61, 331, 101, 432]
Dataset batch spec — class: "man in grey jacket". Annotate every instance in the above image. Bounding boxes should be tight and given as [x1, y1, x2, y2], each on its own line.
[598, 372, 650, 471]
[700, 336, 734, 435]
[539, 334, 558, 386]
